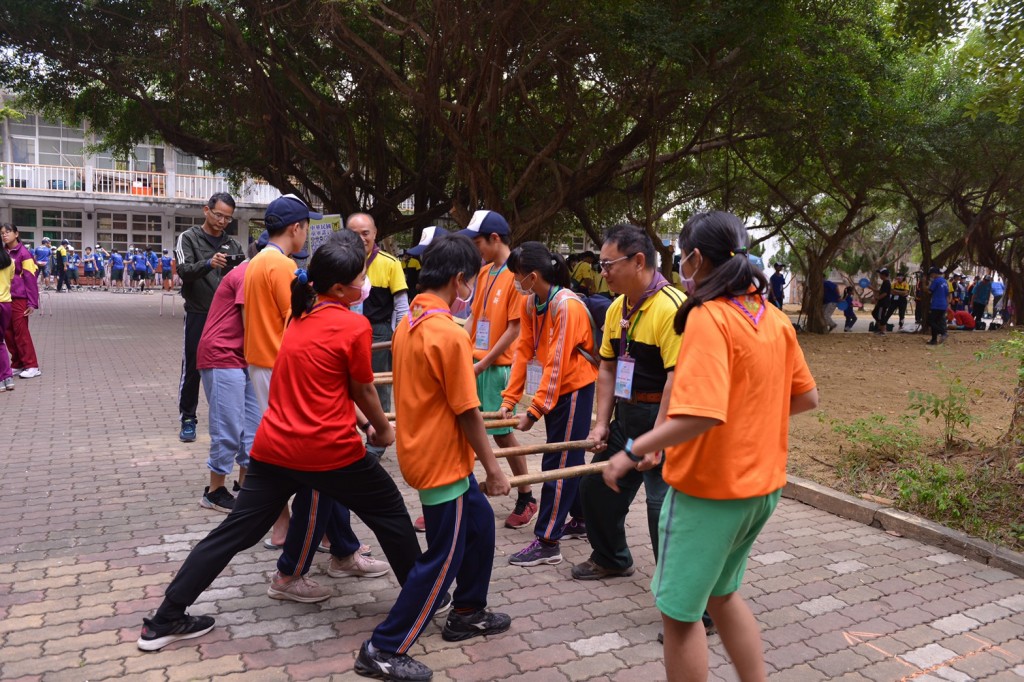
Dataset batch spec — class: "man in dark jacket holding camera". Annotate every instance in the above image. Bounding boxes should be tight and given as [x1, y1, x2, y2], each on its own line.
[174, 193, 244, 442]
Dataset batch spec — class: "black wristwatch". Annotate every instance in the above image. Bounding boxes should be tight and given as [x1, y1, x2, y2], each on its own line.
[359, 420, 371, 433]
[527, 412, 539, 423]
[624, 438, 643, 463]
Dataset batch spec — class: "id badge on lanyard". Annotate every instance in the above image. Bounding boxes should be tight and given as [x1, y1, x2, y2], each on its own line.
[475, 319, 491, 351]
[526, 359, 542, 395]
[614, 356, 636, 399]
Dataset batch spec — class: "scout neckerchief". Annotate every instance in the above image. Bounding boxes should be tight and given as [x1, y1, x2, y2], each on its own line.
[309, 299, 347, 315]
[407, 300, 451, 331]
[728, 293, 766, 328]
[366, 245, 381, 269]
[618, 271, 669, 357]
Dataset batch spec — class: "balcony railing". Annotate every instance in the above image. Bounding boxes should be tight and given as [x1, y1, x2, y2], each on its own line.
[0, 163, 289, 206]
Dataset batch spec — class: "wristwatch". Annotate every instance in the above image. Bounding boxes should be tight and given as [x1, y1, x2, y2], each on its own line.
[624, 438, 643, 463]
[358, 420, 371, 433]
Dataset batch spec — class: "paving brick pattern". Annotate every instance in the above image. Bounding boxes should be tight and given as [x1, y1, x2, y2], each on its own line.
[1, 291, 1022, 681]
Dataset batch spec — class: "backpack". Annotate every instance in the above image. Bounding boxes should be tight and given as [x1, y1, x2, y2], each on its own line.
[536, 288, 601, 367]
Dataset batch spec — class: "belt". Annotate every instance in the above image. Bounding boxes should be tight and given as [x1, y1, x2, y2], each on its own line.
[624, 391, 663, 404]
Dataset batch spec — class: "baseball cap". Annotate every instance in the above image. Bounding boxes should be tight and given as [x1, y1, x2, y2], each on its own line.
[407, 226, 449, 257]
[455, 210, 509, 239]
[265, 193, 322, 231]
[42, 237, 50, 243]
[877, 267, 889, 275]
[928, 266, 940, 275]
[256, 230, 308, 259]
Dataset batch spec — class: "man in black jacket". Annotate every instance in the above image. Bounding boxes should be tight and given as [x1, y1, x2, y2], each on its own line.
[174, 193, 244, 442]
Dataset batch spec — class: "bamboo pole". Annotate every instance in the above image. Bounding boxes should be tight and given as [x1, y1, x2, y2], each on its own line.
[493, 440, 596, 459]
[507, 461, 608, 487]
[481, 418, 520, 429]
[373, 376, 393, 385]
[371, 341, 391, 351]
[385, 411, 504, 421]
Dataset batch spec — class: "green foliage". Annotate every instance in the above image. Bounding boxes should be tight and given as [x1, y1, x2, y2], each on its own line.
[893, 457, 973, 519]
[825, 413, 923, 463]
[908, 374, 981, 448]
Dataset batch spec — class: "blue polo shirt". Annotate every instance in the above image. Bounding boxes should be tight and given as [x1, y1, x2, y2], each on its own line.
[160, 256, 172, 272]
[132, 253, 149, 272]
[111, 253, 125, 270]
[823, 279, 840, 304]
[929, 277, 948, 310]
[34, 246, 51, 264]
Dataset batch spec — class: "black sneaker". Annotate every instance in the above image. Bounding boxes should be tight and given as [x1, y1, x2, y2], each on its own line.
[560, 517, 587, 539]
[441, 608, 512, 642]
[571, 558, 635, 581]
[354, 640, 433, 681]
[232, 480, 241, 493]
[199, 486, 235, 513]
[137, 614, 215, 651]
[179, 419, 197, 442]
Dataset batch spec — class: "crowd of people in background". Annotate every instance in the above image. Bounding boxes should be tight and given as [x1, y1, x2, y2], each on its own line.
[28, 236, 177, 295]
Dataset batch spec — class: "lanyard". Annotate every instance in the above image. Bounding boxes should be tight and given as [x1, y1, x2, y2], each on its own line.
[480, 261, 507, 317]
[407, 307, 450, 331]
[532, 286, 560, 353]
[728, 296, 766, 326]
[619, 311, 644, 358]
[266, 243, 284, 255]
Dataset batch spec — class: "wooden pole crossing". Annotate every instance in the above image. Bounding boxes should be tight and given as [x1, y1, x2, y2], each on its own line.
[384, 411, 504, 421]
[492, 440, 597, 459]
[507, 461, 608, 487]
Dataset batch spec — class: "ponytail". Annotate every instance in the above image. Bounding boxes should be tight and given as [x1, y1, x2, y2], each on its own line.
[673, 211, 769, 334]
[507, 241, 572, 289]
[290, 268, 317, 320]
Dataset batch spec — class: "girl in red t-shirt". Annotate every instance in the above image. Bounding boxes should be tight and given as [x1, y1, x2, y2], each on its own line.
[138, 237, 423, 652]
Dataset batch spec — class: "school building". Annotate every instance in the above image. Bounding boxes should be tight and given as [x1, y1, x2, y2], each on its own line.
[0, 104, 287, 252]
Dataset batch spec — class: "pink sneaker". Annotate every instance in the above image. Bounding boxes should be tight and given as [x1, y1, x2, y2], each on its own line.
[413, 516, 426, 533]
[326, 553, 390, 579]
[267, 573, 331, 603]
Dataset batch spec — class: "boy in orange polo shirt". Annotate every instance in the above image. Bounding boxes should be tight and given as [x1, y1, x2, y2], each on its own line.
[602, 211, 818, 682]
[457, 210, 536, 528]
[355, 234, 512, 682]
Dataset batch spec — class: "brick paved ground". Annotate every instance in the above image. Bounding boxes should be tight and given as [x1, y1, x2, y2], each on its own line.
[1, 290, 1022, 681]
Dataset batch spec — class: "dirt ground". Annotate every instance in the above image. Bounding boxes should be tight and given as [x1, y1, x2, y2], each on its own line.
[790, 327, 1019, 483]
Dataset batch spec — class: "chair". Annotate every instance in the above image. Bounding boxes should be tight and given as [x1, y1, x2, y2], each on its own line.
[160, 291, 177, 317]
[40, 291, 54, 317]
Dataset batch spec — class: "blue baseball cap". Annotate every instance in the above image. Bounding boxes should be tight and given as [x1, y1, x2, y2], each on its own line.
[455, 210, 509, 239]
[265, 193, 322, 231]
[407, 226, 449, 257]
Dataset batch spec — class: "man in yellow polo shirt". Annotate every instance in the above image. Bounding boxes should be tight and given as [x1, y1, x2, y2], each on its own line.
[574, 224, 685, 581]
[347, 213, 409, 460]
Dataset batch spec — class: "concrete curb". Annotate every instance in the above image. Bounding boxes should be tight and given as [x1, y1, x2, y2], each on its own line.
[782, 475, 1024, 577]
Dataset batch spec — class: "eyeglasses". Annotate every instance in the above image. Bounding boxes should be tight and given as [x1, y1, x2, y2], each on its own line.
[208, 209, 234, 223]
[598, 253, 636, 272]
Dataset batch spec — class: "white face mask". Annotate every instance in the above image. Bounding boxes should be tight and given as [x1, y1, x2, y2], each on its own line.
[678, 251, 699, 296]
[513, 275, 533, 297]
[452, 277, 475, 315]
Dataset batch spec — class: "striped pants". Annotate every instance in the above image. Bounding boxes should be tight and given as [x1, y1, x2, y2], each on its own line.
[534, 383, 595, 541]
[370, 477, 494, 654]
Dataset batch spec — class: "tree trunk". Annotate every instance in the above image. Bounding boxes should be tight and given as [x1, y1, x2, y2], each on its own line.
[1000, 369, 1024, 448]
[801, 253, 828, 333]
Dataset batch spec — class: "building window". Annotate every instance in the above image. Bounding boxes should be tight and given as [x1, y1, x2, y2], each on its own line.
[174, 216, 204, 236]
[131, 214, 163, 250]
[41, 210, 84, 249]
[9, 114, 84, 167]
[97, 212, 129, 253]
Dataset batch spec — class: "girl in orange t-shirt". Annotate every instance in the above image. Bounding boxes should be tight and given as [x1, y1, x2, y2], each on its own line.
[500, 242, 599, 568]
[602, 212, 818, 682]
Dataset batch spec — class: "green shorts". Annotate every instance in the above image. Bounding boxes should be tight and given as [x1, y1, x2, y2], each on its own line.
[652, 488, 781, 622]
[477, 365, 513, 436]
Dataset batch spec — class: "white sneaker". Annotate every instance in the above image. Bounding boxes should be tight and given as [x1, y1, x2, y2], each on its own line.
[326, 553, 390, 578]
[19, 368, 42, 378]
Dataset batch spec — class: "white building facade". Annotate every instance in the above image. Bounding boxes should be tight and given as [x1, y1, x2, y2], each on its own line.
[0, 108, 284, 251]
